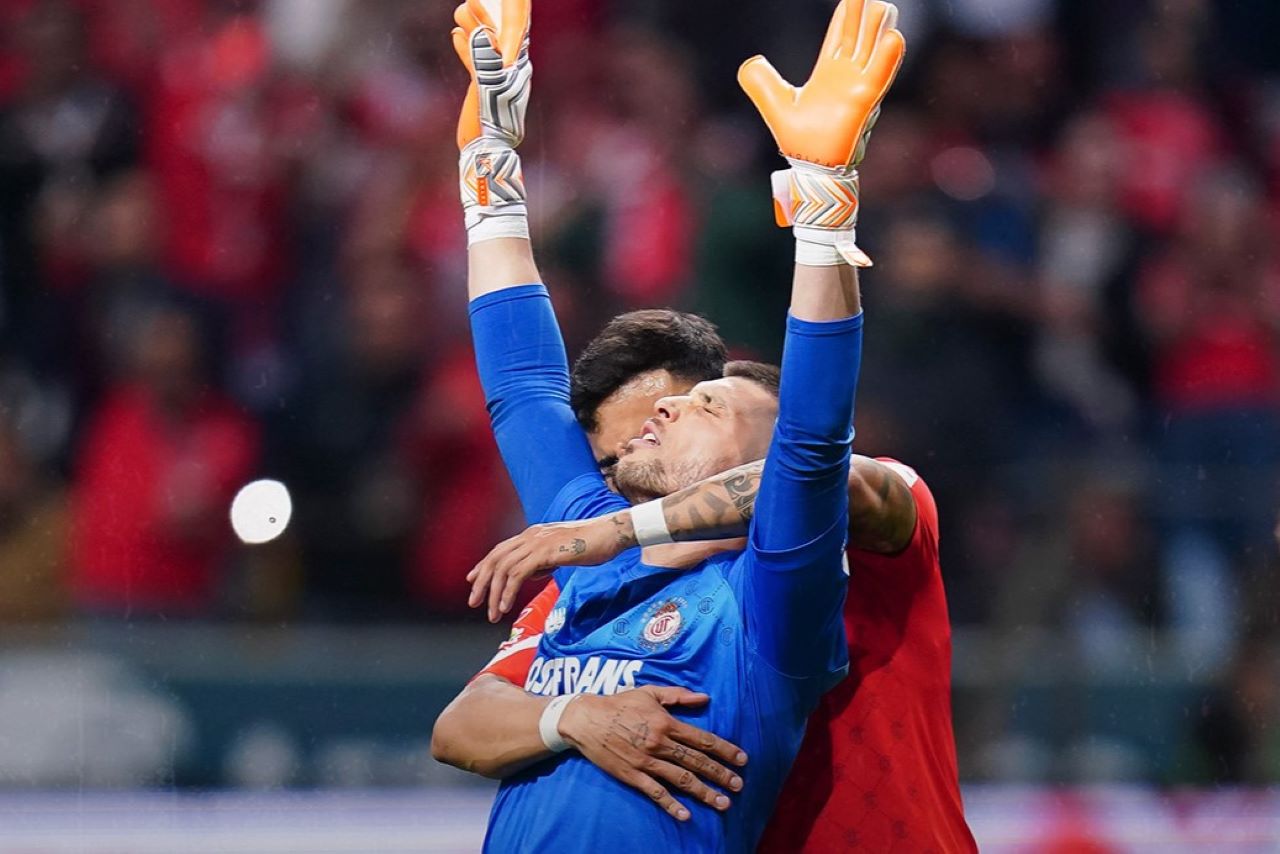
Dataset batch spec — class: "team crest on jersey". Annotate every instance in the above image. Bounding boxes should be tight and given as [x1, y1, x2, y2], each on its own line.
[640, 598, 686, 651]
[545, 606, 567, 637]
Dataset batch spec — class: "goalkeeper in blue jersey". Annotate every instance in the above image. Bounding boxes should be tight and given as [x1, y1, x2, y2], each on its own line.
[432, 0, 905, 850]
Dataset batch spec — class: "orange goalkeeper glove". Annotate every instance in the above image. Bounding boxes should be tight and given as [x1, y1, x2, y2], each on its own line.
[451, 0, 532, 243]
[739, 0, 905, 266]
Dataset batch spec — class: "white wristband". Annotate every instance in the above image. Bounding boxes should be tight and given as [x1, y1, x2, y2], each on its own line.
[539, 694, 578, 753]
[794, 235, 846, 266]
[466, 209, 530, 245]
[630, 499, 673, 547]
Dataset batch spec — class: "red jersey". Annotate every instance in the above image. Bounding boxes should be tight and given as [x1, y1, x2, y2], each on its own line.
[758, 460, 974, 853]
[476, 460, 974, 853]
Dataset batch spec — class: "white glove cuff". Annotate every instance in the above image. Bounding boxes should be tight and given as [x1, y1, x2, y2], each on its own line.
[630, 499, 673, 547]
[539, 694, 579, 753]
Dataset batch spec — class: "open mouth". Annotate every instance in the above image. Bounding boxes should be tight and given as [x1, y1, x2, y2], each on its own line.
[627, 419, 662, 451]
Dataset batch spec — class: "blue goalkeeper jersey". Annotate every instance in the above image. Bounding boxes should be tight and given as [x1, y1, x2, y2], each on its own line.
[468, 285, 863, 853]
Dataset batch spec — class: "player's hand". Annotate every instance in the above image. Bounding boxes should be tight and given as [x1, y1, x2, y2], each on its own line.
[739, 0, 903, 171]
[466, 513, 634, 622]
[451, 0, 532, 150]
[558, 686, 748, 822]
[738, 0, 905, 266]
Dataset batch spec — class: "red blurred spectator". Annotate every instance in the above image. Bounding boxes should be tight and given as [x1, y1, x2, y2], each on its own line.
[70, 297, 259, 615]
[1104, 92, 1224, 235]
[143, 5, 291, 302]
[1138, 168, 1280, 413]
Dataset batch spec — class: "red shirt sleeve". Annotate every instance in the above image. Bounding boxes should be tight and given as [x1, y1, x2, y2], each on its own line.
[473, 579, 559, 685]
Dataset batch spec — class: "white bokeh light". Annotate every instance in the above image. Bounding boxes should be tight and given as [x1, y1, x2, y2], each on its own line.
[230, 479, 293, 545]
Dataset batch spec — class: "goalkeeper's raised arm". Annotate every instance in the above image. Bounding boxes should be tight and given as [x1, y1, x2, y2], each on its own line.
[737, 0, 905, 677]
[453, 0, 621, 525]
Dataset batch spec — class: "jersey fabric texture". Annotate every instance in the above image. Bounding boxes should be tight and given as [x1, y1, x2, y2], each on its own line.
[468, 284, 862, 852]
[480, 460, 976, 853]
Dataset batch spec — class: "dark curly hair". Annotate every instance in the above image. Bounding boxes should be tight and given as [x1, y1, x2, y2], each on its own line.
[570, 310, 727, 432]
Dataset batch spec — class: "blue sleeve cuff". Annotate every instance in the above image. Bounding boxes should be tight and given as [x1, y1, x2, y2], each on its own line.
[785, 311, 864, 336]
[468, 283, 549, 315]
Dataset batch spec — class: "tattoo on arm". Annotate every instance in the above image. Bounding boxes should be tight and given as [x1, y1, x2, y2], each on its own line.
[612, 514, 637, 549]
[560, 538, 587, 556]
[723, 469, 761, 522]
[655, 461, 765, 542]
[848, 461, 918, 554]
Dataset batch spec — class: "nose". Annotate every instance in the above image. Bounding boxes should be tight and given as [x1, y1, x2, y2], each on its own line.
[653, 395, 682, 422]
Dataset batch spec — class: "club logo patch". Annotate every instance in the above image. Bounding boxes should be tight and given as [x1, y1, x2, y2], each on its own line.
[546, 606, 567, 637]
[640, 598, 686, 651]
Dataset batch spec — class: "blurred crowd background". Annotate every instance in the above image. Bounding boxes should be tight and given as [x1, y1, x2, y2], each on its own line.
[1, 0, 1279, 797]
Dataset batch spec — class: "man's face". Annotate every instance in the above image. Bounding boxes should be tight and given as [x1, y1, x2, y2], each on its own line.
[612, 377, 777, 504]
[588, 369, 692, 465]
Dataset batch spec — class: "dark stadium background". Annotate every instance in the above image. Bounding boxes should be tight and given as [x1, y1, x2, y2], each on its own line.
[0, 0, 1277, 849]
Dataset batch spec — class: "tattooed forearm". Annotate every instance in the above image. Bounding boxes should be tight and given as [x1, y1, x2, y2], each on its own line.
[653, 461, 766, 541]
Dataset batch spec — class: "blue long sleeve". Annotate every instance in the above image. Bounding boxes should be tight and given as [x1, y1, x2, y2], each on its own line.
[740, 311, 863, 679]
[469, 285, 623, 524]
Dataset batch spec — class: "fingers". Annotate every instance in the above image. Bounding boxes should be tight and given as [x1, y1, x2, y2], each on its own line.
[468, 536, 516, 609]
[466, 0, 495, 30]
[487, 551, 507, 622]
[468, 533, 545, 619]
[883, 2, 899, 33]
[738, 55, 795, 133]
[467, 554, 494, 609]
[627, 770, 691, 822]
[670, 719, 749, 768]
[496, 559, 527, 617]
[498, 0, 531, 66]
[454, 3, 479, 32]
[451, 26, 473, 71]
[643, 756, 732, 813]
[852, 1, 892, 68]
[455, 84, 480, 150]
[647, 687, 710, 708]
[661, 739, 744, 795]
[817, 0, 848, 60]
[838, 0, 867, 58]
[466, 0, 527, 67]
[865, 26, 906, 94]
